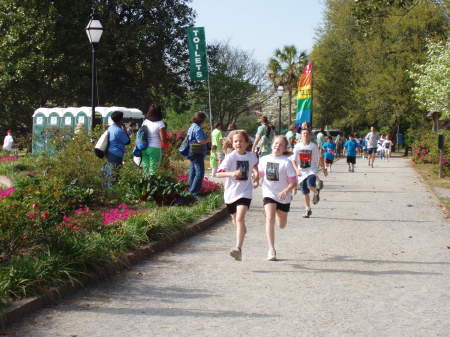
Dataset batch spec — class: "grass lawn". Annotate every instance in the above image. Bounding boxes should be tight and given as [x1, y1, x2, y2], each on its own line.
[412, 162, 450, 216]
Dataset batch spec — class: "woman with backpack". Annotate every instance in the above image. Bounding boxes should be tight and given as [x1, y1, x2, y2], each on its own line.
[141, 104, 167, 175]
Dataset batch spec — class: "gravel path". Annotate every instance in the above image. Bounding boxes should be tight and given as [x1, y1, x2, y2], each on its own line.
[10, 157, 450, 337]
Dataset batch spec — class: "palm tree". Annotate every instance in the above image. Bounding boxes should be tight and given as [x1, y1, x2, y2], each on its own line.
[267, 46, 308, 125]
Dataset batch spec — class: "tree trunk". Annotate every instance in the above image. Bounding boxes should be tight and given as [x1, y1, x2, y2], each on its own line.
[288, 90, 292, 125]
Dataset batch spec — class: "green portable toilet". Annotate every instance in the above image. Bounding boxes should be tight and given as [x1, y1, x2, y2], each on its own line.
[102, 107, 144, 127]
[32, 108, 48, 153]
[75, 108, 90, 131]
[62, 108, 76, 133]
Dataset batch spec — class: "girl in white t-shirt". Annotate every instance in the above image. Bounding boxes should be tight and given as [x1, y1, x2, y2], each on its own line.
[258, 136, 297, 261]
[217, 130, 259, 261]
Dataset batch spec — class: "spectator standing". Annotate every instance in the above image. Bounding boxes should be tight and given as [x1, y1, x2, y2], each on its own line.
[126, 121, 138, 136]
[141, 104, 167, 175]
[210, 122, 224, 177]
[258, 124, 275, 157]
[223, 122, 236, 138]
[186, 111, 209, 197]
[2, 130, 13, 152]
[251, 116, 270, 153]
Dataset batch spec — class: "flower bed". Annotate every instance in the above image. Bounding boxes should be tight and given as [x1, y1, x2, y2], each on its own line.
[0, 155, 18, 162]
[0, 187, 14, 199]
[176, 175, 222, 194]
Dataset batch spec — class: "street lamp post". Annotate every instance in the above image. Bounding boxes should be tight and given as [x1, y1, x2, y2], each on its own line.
[277, 85, 284, 134]
[85, 16, 103, 133]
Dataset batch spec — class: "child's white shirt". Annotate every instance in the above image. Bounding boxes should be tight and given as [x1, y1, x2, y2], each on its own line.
[218, 150, 258, 204]
[2, 135, 13, 150]
[258, 154, 297, 204]
[290, 141, 320, 182]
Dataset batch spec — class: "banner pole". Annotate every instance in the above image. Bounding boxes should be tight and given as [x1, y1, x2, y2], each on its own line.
[207, 76, 213, 132]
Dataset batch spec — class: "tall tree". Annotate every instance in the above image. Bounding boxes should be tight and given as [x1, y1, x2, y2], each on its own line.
[189, 42, 268, 128]
[0, 0, 195, 133]
[267, 46, 308, 125]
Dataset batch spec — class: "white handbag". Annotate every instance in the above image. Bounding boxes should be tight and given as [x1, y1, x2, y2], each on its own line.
[94, 131, 109, 158]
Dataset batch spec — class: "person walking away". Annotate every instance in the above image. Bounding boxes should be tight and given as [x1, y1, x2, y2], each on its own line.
[316, 129, 325, 152]
[365, 126, 380, 167]
[322, 135, 336, 172]
[210, 122, 224, 177]
[258, 124, 274, 157]
[258, 136, 297, 261]
[126, 121, 138, 136]
[186, 111, 209, 198]
[334, 133, 342, 158]
[344, 134, 361, 172]
[251, 116, 270, 154]
[102, 111, 130, 188]
[383, 135, 393, 160]
[216, 130, 259, 261]
[285, 123, 297, 151]
[2, 130, 13, 152]
[141, 104, 167, 175]
[291, 128, 327, 218]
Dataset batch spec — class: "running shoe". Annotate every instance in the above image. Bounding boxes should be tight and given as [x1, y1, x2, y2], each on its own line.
[348, 167, 352, 172]
[230, 248, 242, 261]
[351, 167, 355, 172]
[317, 179, 324, 191]
[303, 208, 312, 218]
[313, 189, 320, 204]
[267, 248, 277, 261]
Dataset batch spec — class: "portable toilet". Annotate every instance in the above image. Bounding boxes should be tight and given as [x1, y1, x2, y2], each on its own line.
[75, 107, 90, 131]
[62, 107, 77, 132]
[101, 106, 144, 127]
[32, 108, 48, 153]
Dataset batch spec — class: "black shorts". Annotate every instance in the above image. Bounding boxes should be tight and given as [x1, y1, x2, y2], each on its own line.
[347, 156, 356, 164]
[226, 198, 252, 214]
[368, 148, 377, 155]
[263, 197, 291, 212]
[325, 159, 334, 164]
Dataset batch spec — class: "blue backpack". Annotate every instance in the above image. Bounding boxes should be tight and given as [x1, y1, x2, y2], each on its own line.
[132, 125, 149, 157]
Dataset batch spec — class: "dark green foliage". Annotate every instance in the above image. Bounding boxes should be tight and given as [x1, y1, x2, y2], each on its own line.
[0, 0, 195, 134]
[311, 0, 448, 135]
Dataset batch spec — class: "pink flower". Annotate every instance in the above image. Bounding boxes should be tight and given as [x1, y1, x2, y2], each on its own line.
[41, 212, 48, 219]
[28, 211, 37, 219]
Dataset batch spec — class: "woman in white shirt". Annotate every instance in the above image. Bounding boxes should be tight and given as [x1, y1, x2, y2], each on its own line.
[2, 130, 13, 152]
[141, 104, 167, 175]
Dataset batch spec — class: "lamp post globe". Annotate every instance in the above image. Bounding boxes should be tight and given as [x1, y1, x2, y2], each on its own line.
[277, 86, 284, 134]
[86, 18, 103, 133]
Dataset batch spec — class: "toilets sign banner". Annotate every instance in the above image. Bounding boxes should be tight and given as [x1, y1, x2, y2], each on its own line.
[187, 27, 208, 81]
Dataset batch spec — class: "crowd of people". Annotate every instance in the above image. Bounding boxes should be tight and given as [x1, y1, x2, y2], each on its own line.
[199, 116, 397, 262]
[2, 110, 394, 262]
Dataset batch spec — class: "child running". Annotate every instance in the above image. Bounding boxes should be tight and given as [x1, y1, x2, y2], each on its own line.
[291, 127, 328, 218]
[258, 136, 297, 261]
[344, 134, 361, 172]
[322, 135, 336, 172]
[216, 130, 259, 261]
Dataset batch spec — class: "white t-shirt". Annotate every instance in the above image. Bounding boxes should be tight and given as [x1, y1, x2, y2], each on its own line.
[365, 132, 380, 148]
[383, 139, 393, 150]
[142, 119, 165, 148]
[258, 154, 297, 204]
[290, 141, 320, 182]
[218, 150, 258, 204]
[2, 135, 13, 150]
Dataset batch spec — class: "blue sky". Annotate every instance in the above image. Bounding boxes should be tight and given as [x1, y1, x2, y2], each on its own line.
[191, 0, 325, 65]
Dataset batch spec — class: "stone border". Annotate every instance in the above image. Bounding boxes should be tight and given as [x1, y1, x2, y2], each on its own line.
[1, 204, 228, 328]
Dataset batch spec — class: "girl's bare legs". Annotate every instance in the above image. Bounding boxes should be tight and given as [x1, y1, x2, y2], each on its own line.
[235, 205, 248, 249]
[264, 203, 276, 249]
[275, 210, 288, 229]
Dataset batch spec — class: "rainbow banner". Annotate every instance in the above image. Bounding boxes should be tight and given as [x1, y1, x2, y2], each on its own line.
[295, 61, 313, 127]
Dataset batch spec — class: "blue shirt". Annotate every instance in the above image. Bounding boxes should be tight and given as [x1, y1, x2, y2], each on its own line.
[344, 139, 360, 157]
[188, 123, 207, 156]
[107, 124, 130, 159]
[322, 142, 336, 160]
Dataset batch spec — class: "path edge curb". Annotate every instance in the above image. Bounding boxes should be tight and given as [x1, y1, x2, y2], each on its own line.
[1, 204, 228, 328]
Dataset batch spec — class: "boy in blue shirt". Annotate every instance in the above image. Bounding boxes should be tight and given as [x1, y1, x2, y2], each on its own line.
[322, 136, 336, 172]
[344, 134, 361, 172]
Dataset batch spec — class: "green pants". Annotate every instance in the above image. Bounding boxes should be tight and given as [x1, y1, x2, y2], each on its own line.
[142, 146, 162, 175]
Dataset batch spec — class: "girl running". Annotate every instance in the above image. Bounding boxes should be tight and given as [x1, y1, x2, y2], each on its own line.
[322, 136, 336, 172]
[258, 136, 297, 261]
[217, 130, 259, 261]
